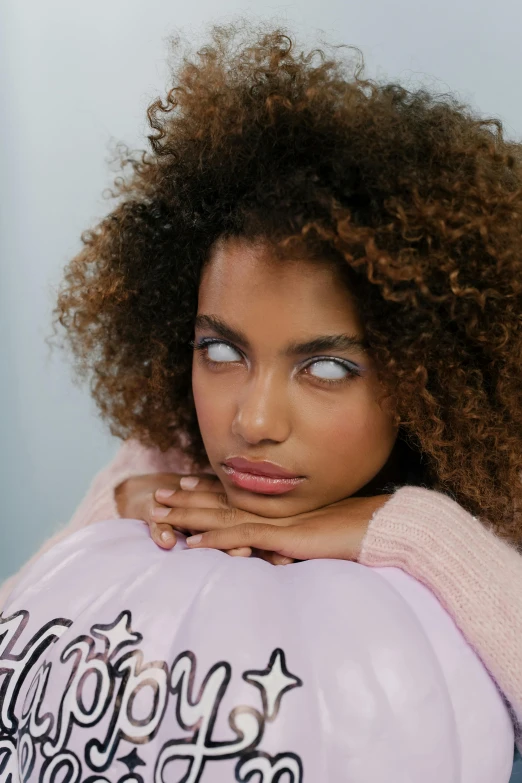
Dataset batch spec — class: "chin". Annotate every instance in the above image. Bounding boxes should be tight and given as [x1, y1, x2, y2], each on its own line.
[225, 487, 304, 518]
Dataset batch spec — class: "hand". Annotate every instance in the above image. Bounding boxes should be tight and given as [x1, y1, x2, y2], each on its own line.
[150, 483, 392, 563]
[114, 472, 253, 559]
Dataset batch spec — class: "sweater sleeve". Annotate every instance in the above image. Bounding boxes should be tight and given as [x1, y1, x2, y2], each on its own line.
[0, 438, 193, 612]
[358, 484, 522, 751]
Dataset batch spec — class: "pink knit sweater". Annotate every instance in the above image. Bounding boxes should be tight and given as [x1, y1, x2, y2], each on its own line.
[1, 438, 521, 749]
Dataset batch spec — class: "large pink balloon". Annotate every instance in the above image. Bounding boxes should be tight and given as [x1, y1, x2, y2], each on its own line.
[0, 519, 514, 782]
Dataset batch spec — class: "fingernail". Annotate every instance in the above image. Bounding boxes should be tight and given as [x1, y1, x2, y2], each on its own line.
[152, 507, 170, 518]
[156, 488, 176, 500]
[161, 530, 174, 543]
[186, 534, 202, 545]
[275, 556, 293, 566]
[180, 476, 199, 490]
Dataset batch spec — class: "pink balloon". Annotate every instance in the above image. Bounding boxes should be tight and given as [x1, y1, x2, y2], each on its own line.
[0, 519, 514, 782]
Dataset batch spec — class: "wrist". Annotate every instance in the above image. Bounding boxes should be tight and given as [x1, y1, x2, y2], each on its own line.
[343, 493, 393, 561]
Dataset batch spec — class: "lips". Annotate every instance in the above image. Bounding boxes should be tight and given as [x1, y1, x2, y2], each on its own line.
[224, 457, 302, 479]
[221, 457, 306, 495]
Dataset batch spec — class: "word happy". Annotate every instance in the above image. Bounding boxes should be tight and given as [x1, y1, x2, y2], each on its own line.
[0, 609, 304, 782]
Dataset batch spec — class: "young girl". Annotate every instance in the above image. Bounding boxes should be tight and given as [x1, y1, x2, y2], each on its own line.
[3, 21, 522, 763]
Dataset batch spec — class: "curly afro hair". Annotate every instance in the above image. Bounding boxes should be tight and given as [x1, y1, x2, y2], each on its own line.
[53, 20, 522, 545]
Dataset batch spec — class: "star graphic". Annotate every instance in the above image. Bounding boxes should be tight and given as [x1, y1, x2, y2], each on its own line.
[91, 611, 142, 659]
[243, 648, 303, 722]
[117, 747, 146, 773]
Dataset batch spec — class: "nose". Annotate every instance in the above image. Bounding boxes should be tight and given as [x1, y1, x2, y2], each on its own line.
[231, 370, 291, 445]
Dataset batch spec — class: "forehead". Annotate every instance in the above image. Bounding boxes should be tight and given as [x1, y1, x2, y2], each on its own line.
[198, 238, 363, 335]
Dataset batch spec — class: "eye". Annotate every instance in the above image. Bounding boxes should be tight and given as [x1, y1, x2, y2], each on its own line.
[207, 341, 241, 362]
[193, 338, 242, 364]
[304, 358, 360, 382]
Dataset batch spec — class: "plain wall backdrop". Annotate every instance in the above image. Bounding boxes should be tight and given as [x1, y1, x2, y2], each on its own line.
[2, 0, 522, 583]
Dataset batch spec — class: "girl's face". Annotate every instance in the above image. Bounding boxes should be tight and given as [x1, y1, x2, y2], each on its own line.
[192, 236, 399, 518]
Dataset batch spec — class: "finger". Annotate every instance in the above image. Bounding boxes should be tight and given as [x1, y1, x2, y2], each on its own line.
[149, 521, 249, 558]
[182, 474, 224, 491]
[148, 521, 177, 550]
[152, 489, 229, 513]
[256, 550, 295, 566]
[148, 505, 246, 532]
[273, 555, 295, 565]
[155, 475, 222, 502]
[145, 499, 206, 531]
[185, 523, 301, 558]
[149, 505, 294, 534]
[225, 547, 253, 557]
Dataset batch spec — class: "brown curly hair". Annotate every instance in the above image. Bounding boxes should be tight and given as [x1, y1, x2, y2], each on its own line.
[53, 20, 522, 545]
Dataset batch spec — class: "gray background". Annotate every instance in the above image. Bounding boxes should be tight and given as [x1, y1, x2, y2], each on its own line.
[2, 0, 522, 584]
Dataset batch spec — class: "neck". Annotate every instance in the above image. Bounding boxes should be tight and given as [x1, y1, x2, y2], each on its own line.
[353, 435, 424, 497]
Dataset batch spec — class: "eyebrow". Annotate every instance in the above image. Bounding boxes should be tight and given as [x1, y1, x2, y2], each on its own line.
[194, 314, 369, 356]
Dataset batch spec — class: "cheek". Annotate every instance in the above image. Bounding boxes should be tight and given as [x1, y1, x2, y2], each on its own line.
[192, 364, 233, 442]
[302, 389, 396, 475]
